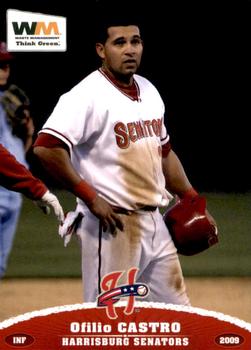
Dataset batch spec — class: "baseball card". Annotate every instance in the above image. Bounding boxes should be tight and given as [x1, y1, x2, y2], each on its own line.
[0, 1, 250, 349]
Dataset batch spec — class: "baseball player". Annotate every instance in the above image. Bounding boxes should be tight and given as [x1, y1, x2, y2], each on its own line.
[0, 41, 64, 278]
[33, 15, 211, 304]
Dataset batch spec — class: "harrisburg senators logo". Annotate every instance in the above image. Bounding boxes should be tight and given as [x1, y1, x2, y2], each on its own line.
[97, 268, 149, 319]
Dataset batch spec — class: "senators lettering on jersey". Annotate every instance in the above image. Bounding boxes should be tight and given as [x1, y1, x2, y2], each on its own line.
[114, 118, 162, 148]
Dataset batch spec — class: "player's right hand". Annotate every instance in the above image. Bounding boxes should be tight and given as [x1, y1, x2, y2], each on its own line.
[87, 196, 124, 233]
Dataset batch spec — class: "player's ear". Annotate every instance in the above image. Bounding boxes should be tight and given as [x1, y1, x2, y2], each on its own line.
[96, 43, 105, 59]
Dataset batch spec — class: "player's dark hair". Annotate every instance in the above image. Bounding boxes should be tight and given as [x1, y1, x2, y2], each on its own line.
[94, 0, 143, 44]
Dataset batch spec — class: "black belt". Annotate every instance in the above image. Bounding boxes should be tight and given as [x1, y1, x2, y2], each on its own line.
[112, 205, 157, 214]
[141, 205, 157, 211]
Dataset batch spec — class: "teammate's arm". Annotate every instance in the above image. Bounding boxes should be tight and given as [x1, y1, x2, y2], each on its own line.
[33, 140, 124, 233]
[0, 143, 64, 222]
[0, 143, 46, 199]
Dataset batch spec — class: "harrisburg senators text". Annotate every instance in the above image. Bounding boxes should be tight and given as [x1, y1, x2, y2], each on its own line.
[61, 321, 190, 347]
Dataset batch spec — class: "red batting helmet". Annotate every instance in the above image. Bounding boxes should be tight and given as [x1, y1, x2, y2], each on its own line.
[163, 196, 218, 256]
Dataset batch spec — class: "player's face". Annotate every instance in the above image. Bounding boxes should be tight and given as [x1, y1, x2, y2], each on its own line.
[96, 25, 143, 85]
[0, 63, 10, 86]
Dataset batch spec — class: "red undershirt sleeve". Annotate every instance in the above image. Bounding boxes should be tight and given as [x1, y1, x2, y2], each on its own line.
[33, 133, 70, 154]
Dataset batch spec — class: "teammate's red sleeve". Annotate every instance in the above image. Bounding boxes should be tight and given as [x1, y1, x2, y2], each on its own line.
[0, 143, 47, 199]
[162, 141, 172, 158]
[33, 133, 70, 154]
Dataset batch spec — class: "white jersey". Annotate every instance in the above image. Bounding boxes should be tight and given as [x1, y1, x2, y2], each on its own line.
[40, 69, 173, 210]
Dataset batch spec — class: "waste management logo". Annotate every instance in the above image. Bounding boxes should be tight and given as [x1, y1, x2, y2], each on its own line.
[7, 9, 66, 52]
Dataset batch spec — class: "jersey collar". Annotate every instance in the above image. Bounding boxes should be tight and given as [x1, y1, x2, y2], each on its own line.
[99, 67, 140, 102]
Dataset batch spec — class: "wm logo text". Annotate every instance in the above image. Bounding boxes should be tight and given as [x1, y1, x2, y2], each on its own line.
[12, 22, 60, 36]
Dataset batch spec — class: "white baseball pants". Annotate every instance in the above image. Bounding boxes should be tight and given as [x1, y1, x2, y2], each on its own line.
[77, 207, 190, 306]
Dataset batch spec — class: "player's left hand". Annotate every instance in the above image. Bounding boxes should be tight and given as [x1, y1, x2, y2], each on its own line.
[87, 195, 124, 233]
[35, 190, 65, 224]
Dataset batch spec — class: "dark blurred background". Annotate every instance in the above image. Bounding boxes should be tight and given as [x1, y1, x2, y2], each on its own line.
[0, 0, 250, 192]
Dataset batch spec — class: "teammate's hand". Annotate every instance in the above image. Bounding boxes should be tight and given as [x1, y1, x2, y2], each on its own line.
[35, 190, 65, 224]
[87, 196, 124, 233]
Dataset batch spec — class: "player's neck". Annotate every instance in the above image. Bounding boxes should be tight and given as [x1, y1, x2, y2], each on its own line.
[99, 67, 140, 101]
[101, 66, 133, 87]
[0, 83, 8, 91]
